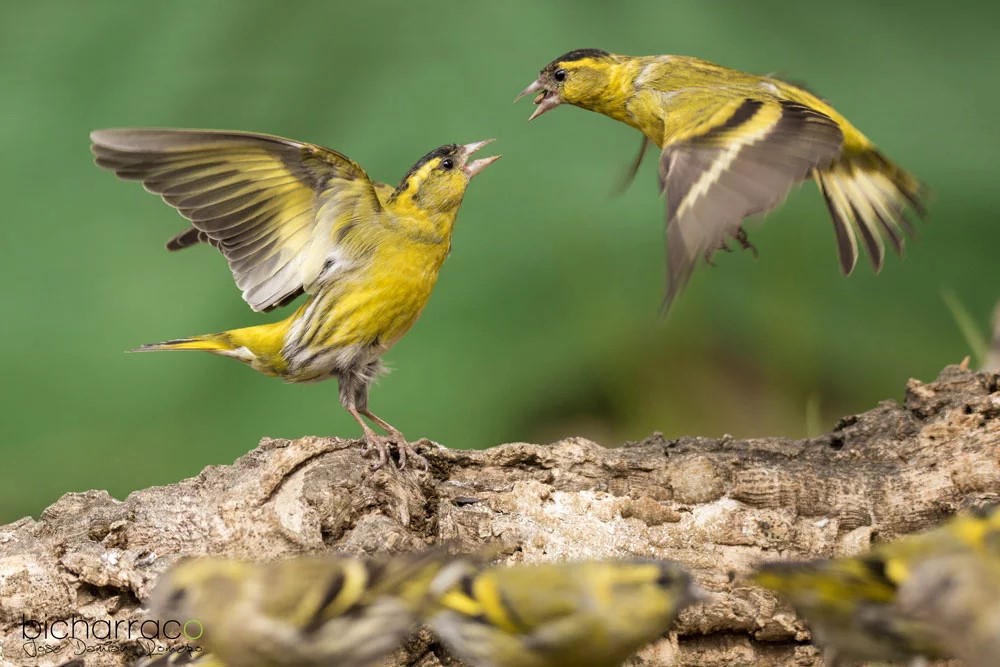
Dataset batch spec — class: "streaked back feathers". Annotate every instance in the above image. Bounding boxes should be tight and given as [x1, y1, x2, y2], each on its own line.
[754, 505, 1000, 664]
[429, 559, 696, 667]
[148, 550, 453, 667]
[519, 50, 926, 311]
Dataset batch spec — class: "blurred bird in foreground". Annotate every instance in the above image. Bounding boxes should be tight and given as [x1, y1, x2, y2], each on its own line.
[753, 504, 1000, 666]
[428, 559, 698, 667]
[143, 550, 455, 667]
[894, 551, 1000, 667]
[518, 50, 926, 311]
[753, 551, 941, 665]
[91, 129, 499, 468]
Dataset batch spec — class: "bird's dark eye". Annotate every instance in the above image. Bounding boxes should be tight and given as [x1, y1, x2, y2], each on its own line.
[656, 571, 674, 588]
[441, 158, 454, 170]
[554, 68, 567, 82]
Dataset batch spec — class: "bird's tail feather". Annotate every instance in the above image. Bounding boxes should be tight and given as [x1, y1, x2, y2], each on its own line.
[816, 149, 926, 274]
[131, 333, 235, 354]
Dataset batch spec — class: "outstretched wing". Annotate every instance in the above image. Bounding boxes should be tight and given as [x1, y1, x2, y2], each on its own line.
[657, 94, 844, 311]
[91, 129, 384, 312]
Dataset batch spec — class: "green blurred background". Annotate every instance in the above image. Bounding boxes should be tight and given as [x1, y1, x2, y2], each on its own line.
[1, 1, 997, 523]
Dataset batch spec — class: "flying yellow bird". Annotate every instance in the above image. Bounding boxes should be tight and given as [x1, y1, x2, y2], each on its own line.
[91, 129, 499, 468]
[518, 49, 926, 310]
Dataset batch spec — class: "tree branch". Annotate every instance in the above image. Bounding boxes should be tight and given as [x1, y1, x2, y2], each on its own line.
[2, 366, 998, 666]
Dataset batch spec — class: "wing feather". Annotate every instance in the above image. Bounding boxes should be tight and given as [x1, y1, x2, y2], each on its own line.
[91, 128, 384, 312]
[659, 96, 844, 310]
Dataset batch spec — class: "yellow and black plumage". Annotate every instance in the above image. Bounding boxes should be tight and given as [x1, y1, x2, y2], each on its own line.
[427, 559, 697, 667]
[518, 50, 926, 310]
[143, 550, 454, 667]
[893, 550, 1000, 667]
[753, 552, 942, 665]
[753, 504, 1000, 666]
[91, 129, 499, 467]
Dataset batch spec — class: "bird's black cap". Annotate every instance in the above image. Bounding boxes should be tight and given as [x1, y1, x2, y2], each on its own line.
[550, 48, 610, 67]
[396, 144, 460, 190]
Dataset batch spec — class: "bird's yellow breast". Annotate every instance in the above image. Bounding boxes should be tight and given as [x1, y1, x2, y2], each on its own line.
[277, 207, 454, 381]
[333, 237, 449, 348]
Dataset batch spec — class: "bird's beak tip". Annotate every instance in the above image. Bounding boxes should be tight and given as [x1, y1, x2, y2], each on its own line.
[463, 140, 500, 177]
[528, 101, 554, 121]
[462, 138, 495, 154]
[465, 154, 501, 178]
[514, 80, 542, 104]
[515, 79, 561, 120]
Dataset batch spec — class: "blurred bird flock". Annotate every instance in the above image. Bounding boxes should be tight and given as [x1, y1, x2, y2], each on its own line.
[77, 506, 1000, 667]
[3, 0, 1000, 665]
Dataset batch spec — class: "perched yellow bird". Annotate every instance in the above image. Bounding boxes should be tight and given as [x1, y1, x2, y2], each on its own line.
[753, 553, 942, 665]
[753, 504, 1000, 665]
[427, 559, 697, 667]
[518, 49, 926, 310]
[143, 550, 455, 667]
[91, 129, 499, 467]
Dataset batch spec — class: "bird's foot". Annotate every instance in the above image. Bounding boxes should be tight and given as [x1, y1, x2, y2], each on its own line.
[735, 228, 759, 257]
[361, 431, 428, 471]
[705, 239, 733, 267]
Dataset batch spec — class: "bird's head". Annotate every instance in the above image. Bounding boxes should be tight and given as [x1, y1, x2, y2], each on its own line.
[146, 557, 251, 642]
[516, 48, 619, 120]
[603, 560, 700, 637]
[391, 140, 500, 214]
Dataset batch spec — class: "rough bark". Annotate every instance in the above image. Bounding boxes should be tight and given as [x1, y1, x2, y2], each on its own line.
[2, 366, 998, 667]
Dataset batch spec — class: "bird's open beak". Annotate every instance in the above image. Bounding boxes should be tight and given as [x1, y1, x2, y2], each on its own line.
[514, 79, 561, 121]
[462, 139, 501, 177]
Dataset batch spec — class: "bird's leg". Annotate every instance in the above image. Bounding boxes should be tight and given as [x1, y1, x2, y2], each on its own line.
[351, 371, 427, 471]
[613, 136, 650, 195]
[339, 370, 394, 469]
[703, 238, 736, 267]
[336, 366, 428, 470]
[359, 408, 404, 443]
[735, 228, 759, 257]
[345, 405, 391, 469]
[360, 407, 427, 471]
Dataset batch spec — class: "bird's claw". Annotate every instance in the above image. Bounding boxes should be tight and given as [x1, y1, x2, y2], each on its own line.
[361, 433, 428, 471]
[735, 229, 759, 257]
[396, 439, 430, 472]
[360, 436, 390, 469]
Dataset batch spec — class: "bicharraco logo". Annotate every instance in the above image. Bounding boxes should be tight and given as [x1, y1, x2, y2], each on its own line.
[21, 614, 205, 660]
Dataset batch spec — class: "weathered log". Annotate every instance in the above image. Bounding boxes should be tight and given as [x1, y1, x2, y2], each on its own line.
[2, 366, 997, 667]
